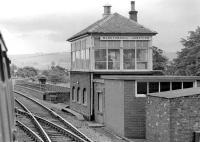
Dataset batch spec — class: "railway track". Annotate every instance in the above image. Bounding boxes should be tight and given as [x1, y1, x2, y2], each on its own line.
[16, 120, 44, 142]
[14, 91, 93, 142]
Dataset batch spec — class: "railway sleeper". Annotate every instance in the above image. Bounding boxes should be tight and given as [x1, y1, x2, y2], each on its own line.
[35, 115, 88, 142]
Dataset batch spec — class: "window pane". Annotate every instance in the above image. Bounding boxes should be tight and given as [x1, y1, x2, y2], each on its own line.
[76, 51, 81, 69]
[143, 41, 148, 47]
[136, 41, 143, 47]
[123, 49, 135, 69]
[160, 82, 170, 92]
[86, 49, 90, 69]
[95, 49, 107, 70]
[95, 62, 106, 69]
[137, 49, 147, 62]
[149, 82, 159, 93]
[137, 82, 147, 94]
[72, 52, 75, 69]
[137, 62, 148, 69]
[183, 82, 193, 89]
[137, 49, 148, 69]
[95, 49, 106, 61]
[172, 82, 182, 90]
[81, 50, 85, 69]
[108, 49, 120, 70]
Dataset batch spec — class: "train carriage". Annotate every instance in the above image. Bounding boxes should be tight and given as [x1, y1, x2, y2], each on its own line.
[0, 32, 15, 142]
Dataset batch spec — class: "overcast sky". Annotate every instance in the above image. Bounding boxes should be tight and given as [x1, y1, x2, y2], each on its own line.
[0, 0, 200, 55]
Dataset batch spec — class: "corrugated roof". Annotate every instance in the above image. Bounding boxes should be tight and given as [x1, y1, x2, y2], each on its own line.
[148, 87, 200, 99]
[67, 13, 157, 41]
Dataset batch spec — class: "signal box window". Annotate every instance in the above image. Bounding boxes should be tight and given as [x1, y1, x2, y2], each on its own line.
[108, 49, 120, 70]
[123, 49, 135, 69]
[136, 49, 148, 69]
[95, 49, 107, 70]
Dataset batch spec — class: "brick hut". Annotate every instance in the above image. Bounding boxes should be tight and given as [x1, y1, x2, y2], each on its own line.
[146, 87, 200, 142]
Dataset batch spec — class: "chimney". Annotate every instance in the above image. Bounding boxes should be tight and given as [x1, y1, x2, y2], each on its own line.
[103, 4, 112, 17]
[129, 1, 138, 22]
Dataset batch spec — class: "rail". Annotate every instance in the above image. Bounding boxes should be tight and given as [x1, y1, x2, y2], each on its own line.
[15, 99, 52, 142]
[16, 106, 88, 142]
[14, 90, 94, 142]
[16, 120, 44, 142]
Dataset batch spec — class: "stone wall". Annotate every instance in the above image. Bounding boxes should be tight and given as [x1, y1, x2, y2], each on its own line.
[146, 96, 170, 142]
[170, 94, 200, 142]
[146, 93, 200, 142]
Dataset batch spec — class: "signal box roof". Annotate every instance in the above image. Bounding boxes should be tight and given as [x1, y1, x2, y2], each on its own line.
[67, 13, 157, 41]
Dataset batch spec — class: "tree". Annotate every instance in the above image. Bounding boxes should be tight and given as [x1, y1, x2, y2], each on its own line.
[172, 27, 200, 76]
[152, 46, 168, 71]
[15, 66, 38, 78]
[45, 65, 69, 84]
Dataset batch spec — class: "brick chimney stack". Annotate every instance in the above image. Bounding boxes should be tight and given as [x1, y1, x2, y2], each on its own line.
[129, 1, 138, 22]
[103, 4, 112, 17]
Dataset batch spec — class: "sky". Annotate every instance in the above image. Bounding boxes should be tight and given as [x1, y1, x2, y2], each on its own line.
[0, 0, 200, 55]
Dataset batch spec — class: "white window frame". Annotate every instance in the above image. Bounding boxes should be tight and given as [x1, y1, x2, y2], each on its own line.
[135, 81, 147, 97]
[93, 40, 150, 71]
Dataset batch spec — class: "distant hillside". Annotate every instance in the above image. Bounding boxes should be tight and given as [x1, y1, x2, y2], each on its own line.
[9, 51, 177, 70]
[9, 52, 71, 70]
